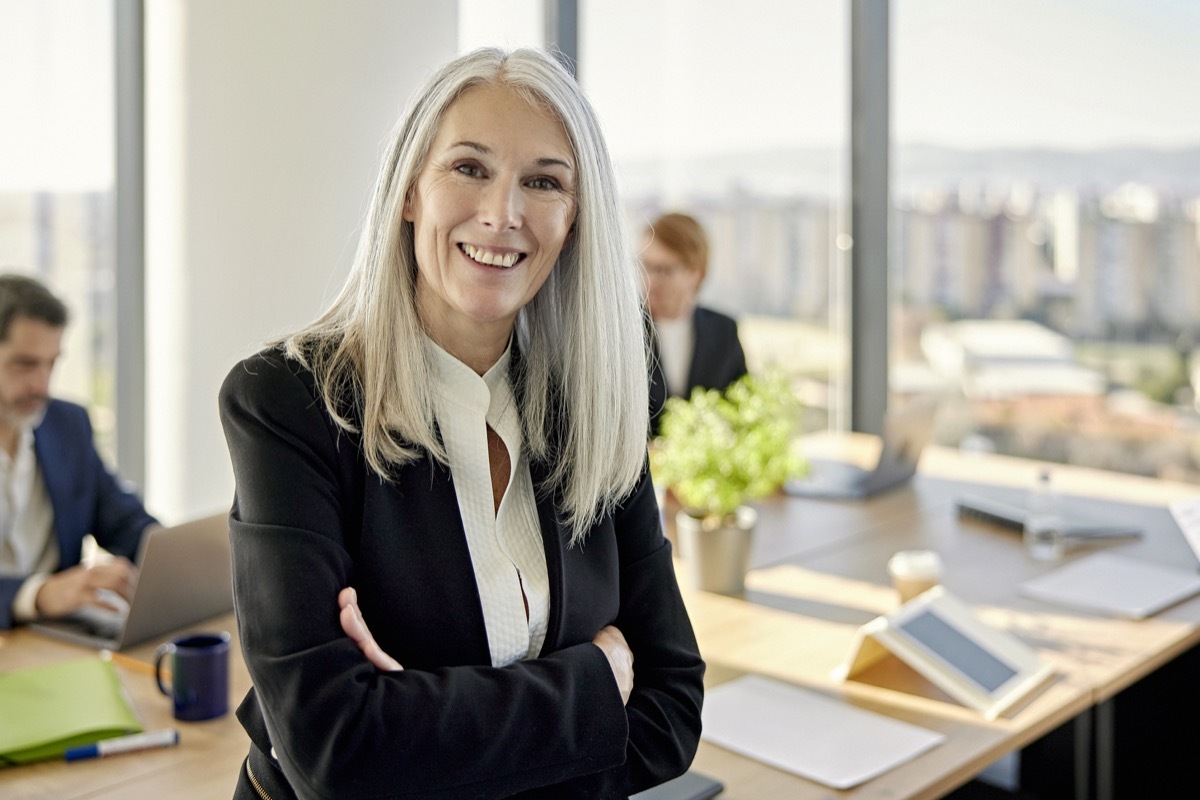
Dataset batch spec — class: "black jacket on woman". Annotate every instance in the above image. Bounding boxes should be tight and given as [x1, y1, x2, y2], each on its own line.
[219, 348, 704, 800]
[648, 306, 748, 438]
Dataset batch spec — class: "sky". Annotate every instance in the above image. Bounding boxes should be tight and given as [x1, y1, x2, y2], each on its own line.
[2, 0, 1199, 191]
[468, 0, 1200, 158]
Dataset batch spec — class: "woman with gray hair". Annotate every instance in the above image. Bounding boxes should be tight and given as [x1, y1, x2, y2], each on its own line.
[220, 47, 703, 799]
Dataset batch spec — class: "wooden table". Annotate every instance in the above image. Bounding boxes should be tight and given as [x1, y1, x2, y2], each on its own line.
[680, 442, 1200, 799]
[0, 613, 249, 800]
[3, 443, 1198, 799]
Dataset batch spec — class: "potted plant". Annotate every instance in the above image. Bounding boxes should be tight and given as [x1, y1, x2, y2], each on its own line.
[650, 370, 808, 594]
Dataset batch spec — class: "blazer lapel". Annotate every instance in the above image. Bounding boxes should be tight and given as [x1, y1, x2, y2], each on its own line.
[31, 409, 74, 566]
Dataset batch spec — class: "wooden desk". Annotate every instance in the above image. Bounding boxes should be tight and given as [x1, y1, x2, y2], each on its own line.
[3, 445, 1198, 799]
[679, 443, 1200, 799]
[0, 613, 249, 800]
[681, 565, 1092, 800]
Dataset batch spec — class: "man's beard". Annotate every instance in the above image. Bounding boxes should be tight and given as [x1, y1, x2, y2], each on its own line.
[0, 395, 48, 430]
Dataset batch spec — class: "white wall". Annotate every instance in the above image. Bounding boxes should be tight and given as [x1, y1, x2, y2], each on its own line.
[144, 0, 457, 522]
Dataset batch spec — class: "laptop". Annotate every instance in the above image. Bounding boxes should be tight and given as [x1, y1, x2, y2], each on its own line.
[784, 399, 939, 500]
[29, 513, 233, 651]
[955, 492, 1143, 542]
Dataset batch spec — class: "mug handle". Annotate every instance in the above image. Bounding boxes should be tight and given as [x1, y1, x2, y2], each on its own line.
[154, 642, 176, 697]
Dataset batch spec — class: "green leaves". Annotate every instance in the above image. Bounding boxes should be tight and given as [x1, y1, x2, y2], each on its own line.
[651, 371, 809, 519]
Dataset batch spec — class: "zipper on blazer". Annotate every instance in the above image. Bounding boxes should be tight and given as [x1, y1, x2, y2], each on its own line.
[245, 756, 274, 800]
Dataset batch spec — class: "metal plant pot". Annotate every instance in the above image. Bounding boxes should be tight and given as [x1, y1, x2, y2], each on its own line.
[675, 505, 757, 596]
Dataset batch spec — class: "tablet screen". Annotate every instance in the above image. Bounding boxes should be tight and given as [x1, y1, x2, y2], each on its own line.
[898, 609, 1017, 692]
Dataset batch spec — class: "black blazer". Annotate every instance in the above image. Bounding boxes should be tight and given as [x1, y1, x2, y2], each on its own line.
[219, 349, 704, 800]
[648, 306, 748, 437]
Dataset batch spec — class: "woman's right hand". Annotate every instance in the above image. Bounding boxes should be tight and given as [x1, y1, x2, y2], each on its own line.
[592, 625, 634, 705]
[339, 587, 403, 671]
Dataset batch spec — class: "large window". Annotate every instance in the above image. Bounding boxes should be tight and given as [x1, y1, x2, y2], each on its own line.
[581, 0, 850, 429]
[0, 0, 119, 457]
[893, 0, 1200, 481]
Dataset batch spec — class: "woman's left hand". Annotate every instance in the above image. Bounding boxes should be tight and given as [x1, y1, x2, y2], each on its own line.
[339, 586, 404, 671]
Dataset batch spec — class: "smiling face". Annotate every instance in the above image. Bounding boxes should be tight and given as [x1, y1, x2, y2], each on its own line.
[404, 82, 576, 368]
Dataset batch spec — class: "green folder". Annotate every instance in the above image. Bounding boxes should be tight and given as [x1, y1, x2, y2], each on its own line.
[0, 657, 143, 765]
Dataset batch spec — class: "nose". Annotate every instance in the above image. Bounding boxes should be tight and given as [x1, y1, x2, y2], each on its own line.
[478, 178, 523, 231]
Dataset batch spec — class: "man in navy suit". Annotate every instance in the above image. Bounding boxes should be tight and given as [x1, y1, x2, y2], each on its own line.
[0, 274, 157, 629]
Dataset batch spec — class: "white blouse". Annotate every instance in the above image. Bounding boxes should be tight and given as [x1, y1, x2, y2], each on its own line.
[426, 338, 550, 667]
[654, 316, 693, 397]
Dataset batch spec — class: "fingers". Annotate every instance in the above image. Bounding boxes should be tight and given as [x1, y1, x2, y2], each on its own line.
[35, 560, 139, 618]
[338, 588, 403, 672]
[592, 624, 634, 706]
[88, 558, 138, 603]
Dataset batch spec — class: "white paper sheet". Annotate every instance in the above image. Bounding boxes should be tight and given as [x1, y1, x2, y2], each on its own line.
[700, 675, 945, 790]
[1019, 552, 1200, 619]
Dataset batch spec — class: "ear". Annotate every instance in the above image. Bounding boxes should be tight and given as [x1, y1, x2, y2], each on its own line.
[402, 191, 415, 222]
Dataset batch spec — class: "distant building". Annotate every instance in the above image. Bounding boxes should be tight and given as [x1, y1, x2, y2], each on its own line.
[920, 319, 1106, 398]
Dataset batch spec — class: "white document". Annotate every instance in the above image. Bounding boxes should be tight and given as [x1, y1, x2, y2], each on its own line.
[701, 675, 945, 790]
[1019, 552, 1200, 619]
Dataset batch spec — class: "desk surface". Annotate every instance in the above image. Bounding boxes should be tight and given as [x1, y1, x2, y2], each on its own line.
[678, 442, 1200, 799]
[0, 613, 249, 800]
[3, 444, 1199, 800]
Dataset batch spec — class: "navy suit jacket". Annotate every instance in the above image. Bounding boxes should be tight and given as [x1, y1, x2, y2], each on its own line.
[648, 305, 748, 437]
[0, 399, 158, 628]
[220, 349, 704, 800]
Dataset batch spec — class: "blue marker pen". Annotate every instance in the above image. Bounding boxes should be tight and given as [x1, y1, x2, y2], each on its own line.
[65, 728, 180, 761]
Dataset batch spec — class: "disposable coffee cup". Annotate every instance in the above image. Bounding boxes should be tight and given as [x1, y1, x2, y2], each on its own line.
[887, 549, 942, 604]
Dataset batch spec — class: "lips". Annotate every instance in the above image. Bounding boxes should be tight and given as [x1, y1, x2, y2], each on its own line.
[459, 243, 524, 269]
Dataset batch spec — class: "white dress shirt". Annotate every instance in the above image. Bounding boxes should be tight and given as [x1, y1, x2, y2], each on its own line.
[654, 316, 694, 397]
[426, 338, 550, 667]
[0, 418, 59, 622]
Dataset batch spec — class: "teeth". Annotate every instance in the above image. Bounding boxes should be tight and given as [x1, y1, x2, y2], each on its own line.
[462, 243, 520, 268]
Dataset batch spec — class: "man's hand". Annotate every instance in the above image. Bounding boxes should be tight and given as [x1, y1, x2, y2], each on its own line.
[339, 587, 403, 671]
[34, 557, 137, 619]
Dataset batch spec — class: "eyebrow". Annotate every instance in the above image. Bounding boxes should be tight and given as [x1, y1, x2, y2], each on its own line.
[449, 140, 574, 172]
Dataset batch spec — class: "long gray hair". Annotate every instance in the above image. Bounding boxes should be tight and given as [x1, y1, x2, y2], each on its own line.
[283, 47, 649, 544]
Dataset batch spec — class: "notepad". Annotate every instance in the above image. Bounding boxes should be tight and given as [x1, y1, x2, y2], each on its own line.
[1019, 552, 1200, 619]
[701, 675, 944, 789]
[0, 657, 143, 765]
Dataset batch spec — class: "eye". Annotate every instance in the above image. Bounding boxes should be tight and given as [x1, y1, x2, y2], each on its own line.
[526, 176, 561, 191]
[453, 162, 485, 179]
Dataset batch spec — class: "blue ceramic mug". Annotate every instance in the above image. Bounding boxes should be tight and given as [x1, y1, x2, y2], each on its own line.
[154, 632, 230, 721]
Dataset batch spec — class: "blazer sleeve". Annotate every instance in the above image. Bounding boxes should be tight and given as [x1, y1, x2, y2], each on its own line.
[46, 401, 157, 564]
[220, 353, 634, 800]
[690, 307, 747, 395]
[84, 441, 158, 560]
[608, 469, 706, 795]
[0, 577, 23, 628]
